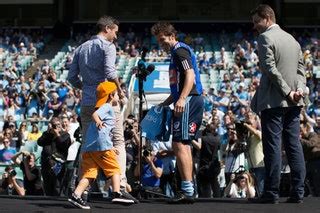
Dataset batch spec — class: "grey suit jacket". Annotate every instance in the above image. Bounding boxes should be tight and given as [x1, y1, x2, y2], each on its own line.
[251, 25, 306, 113]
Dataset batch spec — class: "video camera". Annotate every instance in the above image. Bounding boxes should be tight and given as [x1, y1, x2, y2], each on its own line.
[234, 119, 249, 152]
[235, 119, 248, 136]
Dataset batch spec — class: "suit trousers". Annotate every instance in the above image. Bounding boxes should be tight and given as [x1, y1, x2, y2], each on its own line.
[261, 106, 306, 200]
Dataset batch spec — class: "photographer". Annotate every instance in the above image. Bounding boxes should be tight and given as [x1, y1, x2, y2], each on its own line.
[152, 138, 177, 197]
[124, 119, 140, 187]
[134, 147, 163, 195]
[224, 171, 255, 198]
[37, 117, 71, 196]
[62, 116, 81, 196]
[197, 123, 221, 198]
[224, 124, 246, 184]
[300, 123, 320, 196]
[11, 151, 43, 195]
[0, 166, 25, 196]
[124, 119, 140, 148]
[242, 111, 265, 195]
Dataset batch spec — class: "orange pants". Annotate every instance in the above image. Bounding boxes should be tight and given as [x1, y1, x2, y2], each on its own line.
[81, 150, 121, 179]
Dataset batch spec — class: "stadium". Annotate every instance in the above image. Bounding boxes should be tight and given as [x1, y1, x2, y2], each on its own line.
[0, 0, 319, 212]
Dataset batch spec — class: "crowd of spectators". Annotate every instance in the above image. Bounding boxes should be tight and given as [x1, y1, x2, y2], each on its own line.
[0, 26, 319, 199]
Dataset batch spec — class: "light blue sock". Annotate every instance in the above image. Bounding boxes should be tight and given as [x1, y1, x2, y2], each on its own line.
[181, 181, 194, 196]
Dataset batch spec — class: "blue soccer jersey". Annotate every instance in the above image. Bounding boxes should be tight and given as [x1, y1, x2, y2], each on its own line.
[169, 42, 203, 102]
[169, 42, 204, 142]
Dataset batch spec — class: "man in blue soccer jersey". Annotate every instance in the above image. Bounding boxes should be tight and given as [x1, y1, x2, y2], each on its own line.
[151, 22, 204, 204]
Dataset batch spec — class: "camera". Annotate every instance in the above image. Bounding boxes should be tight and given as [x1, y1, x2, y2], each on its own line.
[142, 146, 152, 157]
[232, 166, 246, 183]
[230, 120, 249, 153]
[74, 126, 82, 142]
[126, 123, 133, 130]
[124, 122, 134, 139]
[8, 170, 17, 177]
[143, 149, 151, 157]
[233, 174, 246, 183]
[25, 154, 33, 161]
[52, 123, 59, 129]
[235, 120, 248, 136]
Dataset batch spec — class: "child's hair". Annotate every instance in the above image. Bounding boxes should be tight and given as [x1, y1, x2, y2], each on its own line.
[95, 81, 117, 108]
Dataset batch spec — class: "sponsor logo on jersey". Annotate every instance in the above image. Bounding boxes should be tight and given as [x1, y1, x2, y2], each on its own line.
[189, 122, 197, 133]
[174, 121, 180, 130]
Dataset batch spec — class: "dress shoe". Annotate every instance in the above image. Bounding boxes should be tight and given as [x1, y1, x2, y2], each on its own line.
[248, 196, 279, 204]
[285, 197, 303, 204]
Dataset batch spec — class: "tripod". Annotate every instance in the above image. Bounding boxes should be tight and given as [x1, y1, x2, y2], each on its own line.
[134, 52, 170, 200]
[236, 129, 262, 198]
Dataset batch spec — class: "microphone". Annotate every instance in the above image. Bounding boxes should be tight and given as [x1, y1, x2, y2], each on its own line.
[146, 64, 155, 74]
[131, 63, 155, 77]
[138, 59, 147, 71]
[132, 47, 155, 81]
[135, 61, 155, 81]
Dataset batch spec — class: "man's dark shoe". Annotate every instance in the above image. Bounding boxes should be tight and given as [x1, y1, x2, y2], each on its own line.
[285, 197, 303, 204]
[111, 192, 135, 204]
[248, 196, 279, 204]
[120, 188, 140, 204]
[168, 191, 195, 204]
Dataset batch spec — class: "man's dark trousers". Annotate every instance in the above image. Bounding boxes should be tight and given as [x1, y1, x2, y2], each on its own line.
[261, 106, 306, 200]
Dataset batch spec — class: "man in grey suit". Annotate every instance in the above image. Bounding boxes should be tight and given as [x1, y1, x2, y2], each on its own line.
[249, 5, 306, 204]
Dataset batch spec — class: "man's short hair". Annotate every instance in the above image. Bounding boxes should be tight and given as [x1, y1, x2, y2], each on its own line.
[96, 15, 119, 32]
[50, 117, 60, 127]
[250, 4, 276, 23]
[151, 21, 177, 37]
